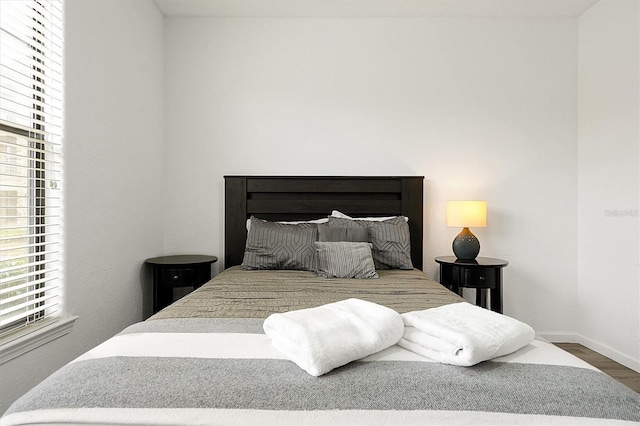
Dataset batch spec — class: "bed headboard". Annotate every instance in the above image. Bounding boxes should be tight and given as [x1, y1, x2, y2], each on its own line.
[224, 176, 424, 270]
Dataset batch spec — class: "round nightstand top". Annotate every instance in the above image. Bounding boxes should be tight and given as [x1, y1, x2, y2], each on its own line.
[145, 254, 218, 266]
[434, 256, 508, 267]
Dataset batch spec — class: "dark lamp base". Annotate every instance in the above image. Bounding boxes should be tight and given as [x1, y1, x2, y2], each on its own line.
[452, 227, 480, 260]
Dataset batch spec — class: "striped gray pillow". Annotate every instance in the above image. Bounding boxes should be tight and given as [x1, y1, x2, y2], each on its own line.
[317, 223, 369, 242]
[242, 216, 318, 271]
[326, 216, 413, 270]
[314, 241, 379, 279]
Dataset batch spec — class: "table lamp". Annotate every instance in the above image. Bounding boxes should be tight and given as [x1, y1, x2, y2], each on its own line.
[446, 200, 487, 260]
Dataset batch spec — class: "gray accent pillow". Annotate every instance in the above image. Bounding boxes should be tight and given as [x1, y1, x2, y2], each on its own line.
[317, 223, 369, 242]
[242, 216, 318, 271]
[327, 216, 413, 270]
[314, 241, 379, 279]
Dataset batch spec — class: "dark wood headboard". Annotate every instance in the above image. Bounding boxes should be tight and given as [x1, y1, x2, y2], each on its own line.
[224, 176, 424, 270]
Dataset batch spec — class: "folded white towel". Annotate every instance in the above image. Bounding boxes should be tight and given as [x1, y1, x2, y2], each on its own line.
[263, 298, 404, 376]
[398, 302, 535, 366]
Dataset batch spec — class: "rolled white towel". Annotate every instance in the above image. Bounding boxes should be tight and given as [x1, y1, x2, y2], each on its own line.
[398, 302, 535, 366]
[263, 298, 404, 376]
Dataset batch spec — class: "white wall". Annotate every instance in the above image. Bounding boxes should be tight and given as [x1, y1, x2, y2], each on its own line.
[163, 17, 579, 333]
[0, 0, 165, 413]
[577, 0, 639, 370]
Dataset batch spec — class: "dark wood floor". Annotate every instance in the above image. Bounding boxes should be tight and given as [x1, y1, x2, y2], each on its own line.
[555, 343, 640, 393]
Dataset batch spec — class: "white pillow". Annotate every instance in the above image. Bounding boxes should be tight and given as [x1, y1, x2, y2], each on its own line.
[331, 210, 408, 222]
[246, 217, 329, 231]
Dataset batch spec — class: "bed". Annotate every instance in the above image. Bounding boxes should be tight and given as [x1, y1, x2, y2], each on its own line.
[1, 175, 638, 426]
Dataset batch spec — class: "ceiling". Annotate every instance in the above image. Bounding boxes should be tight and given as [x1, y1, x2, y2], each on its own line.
[154, 0, 601, 18]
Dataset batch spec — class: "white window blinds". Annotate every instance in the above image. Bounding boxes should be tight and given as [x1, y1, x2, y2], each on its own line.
[0, 0, 64, 337]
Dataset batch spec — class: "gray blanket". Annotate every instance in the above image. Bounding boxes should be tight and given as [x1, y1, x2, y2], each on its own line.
[150, 267, 464, 319]
[4, 318, 639, 425]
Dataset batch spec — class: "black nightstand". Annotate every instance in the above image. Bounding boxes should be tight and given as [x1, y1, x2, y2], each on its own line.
[145, 254, 218, 314]
[435, 256, 508, 313]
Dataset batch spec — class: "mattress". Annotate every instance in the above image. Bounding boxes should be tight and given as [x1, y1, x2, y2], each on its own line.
[2, 268, 639, 426]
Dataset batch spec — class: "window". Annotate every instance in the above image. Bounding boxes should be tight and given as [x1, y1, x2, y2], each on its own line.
[0, 0, 66, 351]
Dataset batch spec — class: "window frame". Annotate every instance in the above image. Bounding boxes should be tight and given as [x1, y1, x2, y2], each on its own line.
[0, 0, 74, 364]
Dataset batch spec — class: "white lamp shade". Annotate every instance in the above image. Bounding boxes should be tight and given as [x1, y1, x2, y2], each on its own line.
[446, 201, 487, 228]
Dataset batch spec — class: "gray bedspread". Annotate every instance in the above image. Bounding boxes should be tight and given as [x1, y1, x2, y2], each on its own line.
[3, 268, 639, 426]
[3, 318, 639, 426]
[150, 266, 463, 319]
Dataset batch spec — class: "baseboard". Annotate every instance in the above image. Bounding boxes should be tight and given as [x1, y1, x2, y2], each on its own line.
[538, 332, 640, 373]
[537, 333, 578, 343]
